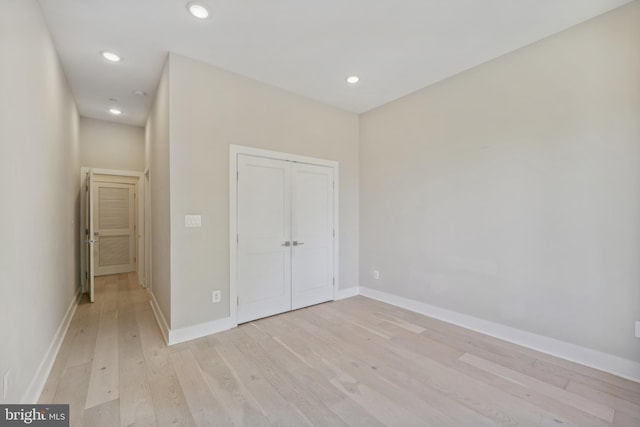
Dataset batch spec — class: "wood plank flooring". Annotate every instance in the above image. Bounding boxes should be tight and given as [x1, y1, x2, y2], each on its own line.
[40, 273, 640, 426]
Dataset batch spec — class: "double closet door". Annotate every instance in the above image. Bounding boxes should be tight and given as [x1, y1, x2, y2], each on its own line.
[237, 154, 335, 323]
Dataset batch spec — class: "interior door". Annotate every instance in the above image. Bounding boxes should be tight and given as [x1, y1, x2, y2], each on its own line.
[236, 154, 336, 323]
[86, 170, 96, 302]
[93, 181, 136, 276]
[237, 155, 291, 323]
[291, 163, 334, 309]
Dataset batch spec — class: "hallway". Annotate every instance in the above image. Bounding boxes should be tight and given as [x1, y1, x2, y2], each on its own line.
[38, 273, 155, 425]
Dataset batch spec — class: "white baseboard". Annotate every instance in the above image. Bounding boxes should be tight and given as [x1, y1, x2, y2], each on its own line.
[336, 286, 360, 300]
[359, 287, 640, 383]
[147, 290, 235, 346]
[148, 290, 170, 345]
[22, 288, 82, 403]
[168, 317, 235, 345]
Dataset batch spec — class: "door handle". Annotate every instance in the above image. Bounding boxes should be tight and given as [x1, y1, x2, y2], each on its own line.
[282, 241, 291, 247]
[293, 241, 304, 246]
[94, 231, 100, 236]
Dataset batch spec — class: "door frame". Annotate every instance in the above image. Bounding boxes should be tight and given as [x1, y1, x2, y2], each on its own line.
[229, 144, 340, 325]
[80, 168, 145, 291]
[144, 168, 151, 289]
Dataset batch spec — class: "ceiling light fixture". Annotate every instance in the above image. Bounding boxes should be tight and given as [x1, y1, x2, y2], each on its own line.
[346, 75, 360, 84]
[187, 3, 210, 19]
[101, 51, 121, 62]
[133, 90, 147, 97]
[109, 108, 122, 116]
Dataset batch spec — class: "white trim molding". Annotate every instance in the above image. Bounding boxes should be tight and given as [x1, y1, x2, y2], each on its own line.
[359, 287, 640, 383]
[336, 286, 360, 300]
[23, 288, 82, 403]
[148, 289, 235, 346]
[168, 317, 235, 345]
[148, 290, 170, 345]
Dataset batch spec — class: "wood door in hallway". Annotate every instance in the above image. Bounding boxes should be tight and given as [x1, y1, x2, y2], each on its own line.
[93, 181, 135, 276]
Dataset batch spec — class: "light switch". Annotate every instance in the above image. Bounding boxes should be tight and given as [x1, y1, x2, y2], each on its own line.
[185, 215, 202, 228]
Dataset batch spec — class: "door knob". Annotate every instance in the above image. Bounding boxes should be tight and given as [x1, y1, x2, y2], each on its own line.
[293, 241, 304, 246]
[282, 241, 291, 247]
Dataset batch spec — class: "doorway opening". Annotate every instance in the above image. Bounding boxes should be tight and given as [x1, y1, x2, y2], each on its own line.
[80, 168, 146, 302]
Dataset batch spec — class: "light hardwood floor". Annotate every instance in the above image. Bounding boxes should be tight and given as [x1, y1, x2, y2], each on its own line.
[40, 273, 640, 426]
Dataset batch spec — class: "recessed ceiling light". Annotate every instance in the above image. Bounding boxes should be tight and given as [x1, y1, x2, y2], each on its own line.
[187, 3, 209, 19]
[132, 90, 147, 97]
[346, 75, 360, 84]
[109, 108, 122, 116]
[101, 51, 121, 62]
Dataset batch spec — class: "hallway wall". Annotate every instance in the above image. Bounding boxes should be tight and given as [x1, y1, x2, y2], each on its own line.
[80, 117, 145, 172]
[0, 0, 80, 403]
[145, 58, 172, 325]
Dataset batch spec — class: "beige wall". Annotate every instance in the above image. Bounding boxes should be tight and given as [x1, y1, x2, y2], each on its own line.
[167, 53, 359, 329]
[80, 117, 145, 171]
[359, 2, 640, 362]
[0, 0, 80, 402]
[145, 59, 172, 324]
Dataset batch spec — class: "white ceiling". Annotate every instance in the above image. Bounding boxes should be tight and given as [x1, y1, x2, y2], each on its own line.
[37, 0, 632, 127]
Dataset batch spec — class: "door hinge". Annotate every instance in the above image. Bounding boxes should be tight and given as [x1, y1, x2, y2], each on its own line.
[237, 234, 239, 243]
[333, 229, 335, 238]
[237, 171, 239, 181]
[85, 271, 88, 280]
[333, 277, 335, 286]
[237, 296, 239, 305]
[134, 257, 137, 263]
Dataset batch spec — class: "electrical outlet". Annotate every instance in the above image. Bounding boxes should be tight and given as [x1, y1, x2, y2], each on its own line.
[3, 370, 10, 400]
[635, 321, 640, 338]
[212, 290, 221, 303]
[373, 270, 380, 280]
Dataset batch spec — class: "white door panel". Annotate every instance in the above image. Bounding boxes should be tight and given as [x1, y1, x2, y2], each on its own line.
[291, 164, 334, 309]
[237, 155, 291, 323]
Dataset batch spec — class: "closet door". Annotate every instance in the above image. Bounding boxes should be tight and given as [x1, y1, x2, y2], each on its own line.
[291, 163, 334, 309]
[237, 155, 291, 323]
